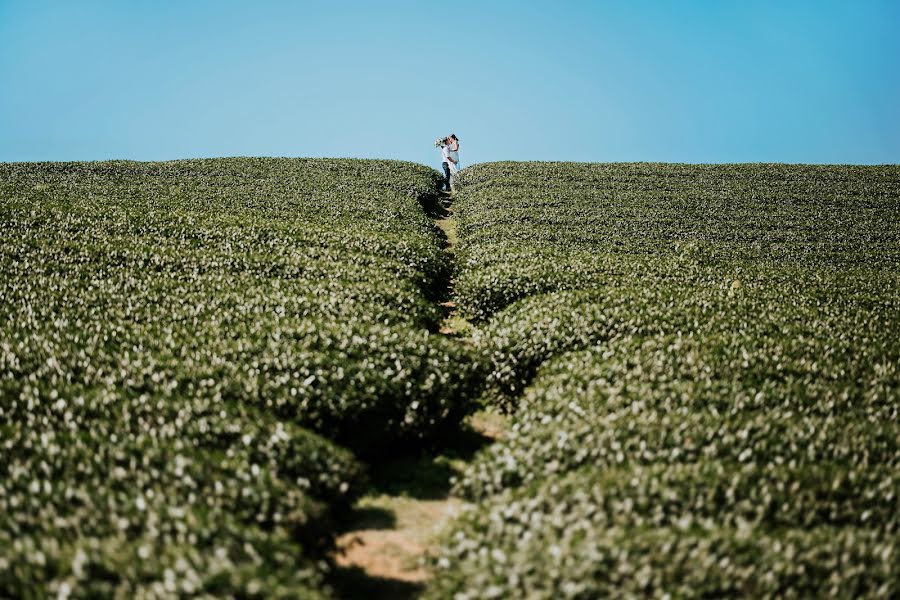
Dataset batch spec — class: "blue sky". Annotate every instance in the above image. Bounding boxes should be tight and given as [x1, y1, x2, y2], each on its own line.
[1, 0, 898, 166]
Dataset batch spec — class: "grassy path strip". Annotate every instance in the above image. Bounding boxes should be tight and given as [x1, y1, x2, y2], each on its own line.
[434, 197, 473, 337]
[329, 188, 501, 598]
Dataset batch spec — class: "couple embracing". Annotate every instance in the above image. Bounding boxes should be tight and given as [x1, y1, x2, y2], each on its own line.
[437, 134, 460, 193]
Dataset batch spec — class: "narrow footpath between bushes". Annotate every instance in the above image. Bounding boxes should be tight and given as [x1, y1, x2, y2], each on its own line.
[328, 189, 506, 599]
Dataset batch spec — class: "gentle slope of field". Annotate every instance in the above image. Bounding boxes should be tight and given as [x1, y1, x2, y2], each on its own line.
[428, 162, 900, 599]
[0, 158, 481, 598]
[2, 159, 898, 599]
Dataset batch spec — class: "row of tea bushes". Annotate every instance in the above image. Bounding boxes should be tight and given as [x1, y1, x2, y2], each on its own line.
[0, 159, 479, 597]
[430, 162, 900, 598]
[453, 162, 900, 321]
[431, 513, 894, 598]
[434, 331, 899, 597]
[457, 329, 899, 501]
[472, 263, 900, 406]
[2, 392, 364, 598]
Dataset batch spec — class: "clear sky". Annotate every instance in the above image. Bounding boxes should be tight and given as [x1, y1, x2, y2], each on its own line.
[1, 0, 898, 166]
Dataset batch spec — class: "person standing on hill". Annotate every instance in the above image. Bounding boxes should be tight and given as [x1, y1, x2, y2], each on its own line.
[438, 137, 453, 193]
[448, 134, 460, 190]
[436, 134, 461, 193]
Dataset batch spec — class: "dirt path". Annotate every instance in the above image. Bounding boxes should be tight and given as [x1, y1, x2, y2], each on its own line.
[335, 497, 462, 582]
[329, 191, 502, 599]
[332, 496, 461, 597]
[331, 412, 503, 599]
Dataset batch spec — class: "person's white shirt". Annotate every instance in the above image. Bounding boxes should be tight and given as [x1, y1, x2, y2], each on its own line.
[441, 144, 451, 164]
[449, 145, 460, 169]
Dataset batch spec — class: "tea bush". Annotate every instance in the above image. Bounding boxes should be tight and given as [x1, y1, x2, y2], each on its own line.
[430, 513, 895, 598]
[454, 162, 900, 321]
[0, 158, 479, 597]
[456, 333, 899, 501]
[431, 162, 900, 598]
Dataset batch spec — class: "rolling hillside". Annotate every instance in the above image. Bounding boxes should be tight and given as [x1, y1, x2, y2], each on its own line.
[2, 159, 898, 598]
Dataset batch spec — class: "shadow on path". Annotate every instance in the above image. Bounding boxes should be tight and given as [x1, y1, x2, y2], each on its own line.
[327, 418, 496, 599]
[330, 565, 425, 600]
[417, 189, 452, 222]
[367, 425, 491, 499]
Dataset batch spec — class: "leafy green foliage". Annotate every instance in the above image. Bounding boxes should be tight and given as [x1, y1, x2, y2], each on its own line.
[431, 517, 895, 599]
[454, 161, 900, 322]
[0, 158, 479, 597]
[431, 162, 900, 598]
[456, 334, 899, 501]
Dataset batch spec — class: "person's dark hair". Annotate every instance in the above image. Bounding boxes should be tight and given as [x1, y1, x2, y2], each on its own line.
[450, 134, 459, 142]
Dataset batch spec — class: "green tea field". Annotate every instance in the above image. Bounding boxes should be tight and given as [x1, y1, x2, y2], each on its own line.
[1, 159, 898, 598]
[433, 162, 900, 598]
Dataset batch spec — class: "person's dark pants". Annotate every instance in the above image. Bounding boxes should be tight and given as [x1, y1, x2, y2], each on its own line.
[442, 161, 451, 191]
